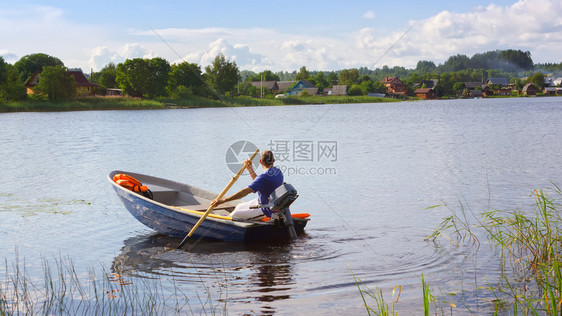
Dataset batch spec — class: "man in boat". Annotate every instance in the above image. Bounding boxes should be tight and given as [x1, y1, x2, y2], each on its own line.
[211, 150, 283, 220]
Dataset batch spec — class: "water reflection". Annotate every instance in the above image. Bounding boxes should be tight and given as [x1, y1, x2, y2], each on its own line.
[112, 232, 299, 314]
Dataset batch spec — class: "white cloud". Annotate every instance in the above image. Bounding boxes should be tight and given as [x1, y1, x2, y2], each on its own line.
[363, 10, 375, 19]
[354, 0, 562, 68]
[87, 44, 156, 71]
[0, 50, 19, 64]
[180, 39, 271, 71]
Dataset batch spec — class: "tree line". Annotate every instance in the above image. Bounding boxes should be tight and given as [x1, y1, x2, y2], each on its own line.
[1, 49, 561, 102]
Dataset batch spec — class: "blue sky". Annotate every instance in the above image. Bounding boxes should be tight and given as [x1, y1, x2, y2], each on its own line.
[1, 0, 560, 72]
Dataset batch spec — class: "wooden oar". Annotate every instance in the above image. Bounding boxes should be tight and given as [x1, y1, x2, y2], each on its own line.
[177, 148, 259, 249]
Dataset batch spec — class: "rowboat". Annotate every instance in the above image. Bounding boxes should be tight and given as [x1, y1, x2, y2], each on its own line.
[108, 171, 310, 242]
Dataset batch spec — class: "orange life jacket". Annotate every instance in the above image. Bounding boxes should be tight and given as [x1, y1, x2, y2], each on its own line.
[113, 174, 153, 199]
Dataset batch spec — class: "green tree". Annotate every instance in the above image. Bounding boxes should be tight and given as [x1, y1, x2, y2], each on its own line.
[33, 65, 76, 101]
[327, 72, 339, 86]
[347, 85, 363, 96]
[294, 66, 310, 81]
[440, 54, 470, 72]
[205, 53, 239, 95]
[13, 53, 64, 82]
[0, 64, 27, 101]
[146, 57, 170, 98]
[415, 60, 436, 73]
[312, 72, 328, 91]
[116, 58, 151, 97]
[339, 69, 359, 86]
[246, 70, 280, 82]
[98, 63, 117, 88]
[0, 57, 7, 84]
[453, 82, 465, 92]
[167, 62, 204, 96]
[528, 72, 545, 90]
[372, 81, 387, 94]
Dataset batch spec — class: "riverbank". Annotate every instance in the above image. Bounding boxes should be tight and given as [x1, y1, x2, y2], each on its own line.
[0, 95, 401, 112]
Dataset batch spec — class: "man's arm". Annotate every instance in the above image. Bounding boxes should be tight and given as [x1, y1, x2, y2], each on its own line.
[211, 187, 254, 207]
[244, 159, 257, 180]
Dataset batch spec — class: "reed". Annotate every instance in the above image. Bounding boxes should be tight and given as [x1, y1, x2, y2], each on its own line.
[428, 183, 562, 315]
[350, 266, 402, 316]
[354, 184, 560, 314]
[0, 254, 225, 315]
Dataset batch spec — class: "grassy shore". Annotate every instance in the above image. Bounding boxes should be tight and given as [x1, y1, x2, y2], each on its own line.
[0, 95, 401, 113]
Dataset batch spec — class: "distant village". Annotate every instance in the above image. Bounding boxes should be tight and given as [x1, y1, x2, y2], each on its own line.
[23, 71, 562, 100]
[5, 49, 562, 103]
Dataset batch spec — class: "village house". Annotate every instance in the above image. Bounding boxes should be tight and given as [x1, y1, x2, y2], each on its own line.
[25, 70, 99, 96]
[495, 87, 512, 96]
[485, 78, 509, 87]
[324, 85, 347, 96]
[522, 83, 537, 96]
[282, 80, 317, 96]
[380, 76, 408, 95]
[413, 79, 438, 89]
[414, 88, 436, 99]
[544, 87, 557, 96]
[250, 80, 279, 96]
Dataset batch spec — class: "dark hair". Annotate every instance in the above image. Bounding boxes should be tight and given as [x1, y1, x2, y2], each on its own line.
[261, 150, 275, 167]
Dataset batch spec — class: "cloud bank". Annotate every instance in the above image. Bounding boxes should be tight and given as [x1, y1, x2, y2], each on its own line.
[0, 0, 560, 72]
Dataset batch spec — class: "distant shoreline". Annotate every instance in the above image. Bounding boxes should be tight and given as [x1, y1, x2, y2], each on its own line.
[0, 95, 401, 113]
[2, 94, 559, 113]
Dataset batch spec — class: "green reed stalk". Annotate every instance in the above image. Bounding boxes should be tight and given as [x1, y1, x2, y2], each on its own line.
[429, 184, 561, 315]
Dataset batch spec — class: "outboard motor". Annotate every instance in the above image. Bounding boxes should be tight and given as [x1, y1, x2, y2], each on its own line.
[257, 183, 299, 240]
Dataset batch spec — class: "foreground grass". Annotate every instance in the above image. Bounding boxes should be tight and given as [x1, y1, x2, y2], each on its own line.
[355, 184, 561, 315]
[1, 95, 402, 112]
[0, 255, 226, 315]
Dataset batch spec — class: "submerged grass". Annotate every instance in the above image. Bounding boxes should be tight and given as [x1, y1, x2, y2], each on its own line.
[353, 183, 561, 315]
[0, 254, 226, 315]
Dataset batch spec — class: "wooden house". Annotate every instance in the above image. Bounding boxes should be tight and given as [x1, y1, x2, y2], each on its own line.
[495, 87, 512, 96]
[250, 81, 279, 94]
[25, 70, 99, 96]
[485, 78, 509, 86]
[414, 88, 436, 99]
[544, 87, 557, 96]
[522, 83, 537, 96]
[68, 71, 99, 96]
[325, 85, 347, 96]
[24, 71, 42, 94]
[284, 80, 316, 96]
[380, 76, 408, 95]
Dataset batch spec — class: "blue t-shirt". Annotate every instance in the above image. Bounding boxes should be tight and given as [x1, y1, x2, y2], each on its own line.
[248, 166, 284, 217]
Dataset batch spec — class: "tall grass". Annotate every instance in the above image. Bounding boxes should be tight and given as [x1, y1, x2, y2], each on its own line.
[353, 184, 561, 314]
[0, 97, 164, 112]
[0, 254, 226, 315]
[429, 184, 562, 315]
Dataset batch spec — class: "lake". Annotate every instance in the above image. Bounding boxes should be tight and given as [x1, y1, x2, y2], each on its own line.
[1, 97, 561, 314]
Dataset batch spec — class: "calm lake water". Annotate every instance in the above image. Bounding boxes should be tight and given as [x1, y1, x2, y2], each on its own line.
[1, 97, 561, 314]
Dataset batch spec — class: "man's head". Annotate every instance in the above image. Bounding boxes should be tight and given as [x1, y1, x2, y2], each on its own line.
[260, 150, 275, 168]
